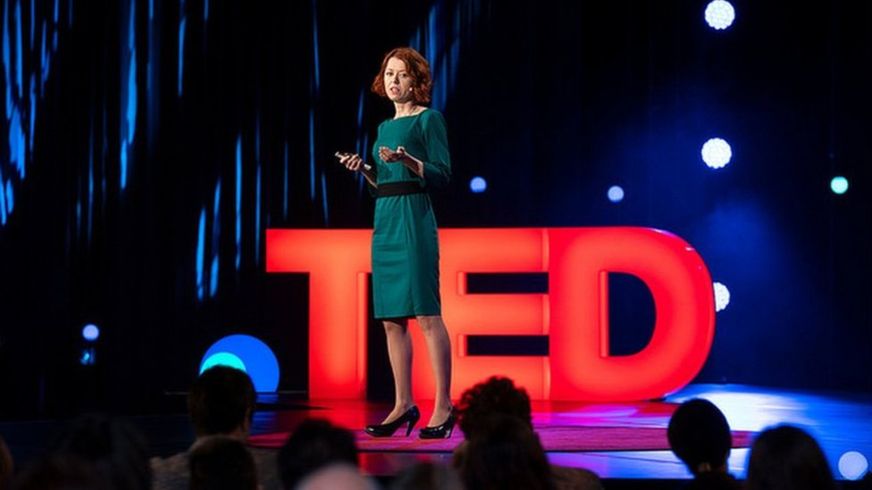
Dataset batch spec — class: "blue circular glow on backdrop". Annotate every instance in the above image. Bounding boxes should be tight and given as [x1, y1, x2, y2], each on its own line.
[830, 176, 849, 195]
[200, 334, 280, 392]
[607, 185, 624, 203]
[200, 352, 247, 372]
[82, 323, 100, 342]
[838, 451, 869, 480]
[470, 176, 487, 193]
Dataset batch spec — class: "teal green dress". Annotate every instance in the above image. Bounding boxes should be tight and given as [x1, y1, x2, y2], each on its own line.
[370, 109, 451, 319]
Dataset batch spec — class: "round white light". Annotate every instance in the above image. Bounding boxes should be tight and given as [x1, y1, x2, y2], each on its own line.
[82, 324, 100, 342]
[713, 282, 730, 312]
[705, 0, 736, 30]
[838, 451, 868, 480]
[470, 177, 487, 193]
[830, 176, 849, 195]
[607, 185, 624, 203]
[701, 138, 732, 169]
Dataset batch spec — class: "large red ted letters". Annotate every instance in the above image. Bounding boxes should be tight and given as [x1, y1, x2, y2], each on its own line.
[265, 228, 715, 401]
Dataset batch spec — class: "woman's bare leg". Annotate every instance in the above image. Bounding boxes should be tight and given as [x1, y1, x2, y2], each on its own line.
[417, 315, 453, 427]
[381, 319, 415, 424]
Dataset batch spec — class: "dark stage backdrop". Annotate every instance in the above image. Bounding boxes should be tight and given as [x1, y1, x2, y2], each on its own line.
[0, 0, 870, 416]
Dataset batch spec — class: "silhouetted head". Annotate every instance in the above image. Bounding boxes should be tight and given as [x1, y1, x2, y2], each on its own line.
[390, 462, 463, 490]
[12, 454, 106, 490]
[460, 414, 554, 490]
[458, 376, 532, 440]
[0, 435, 13, 490]
[295, 463, 374, 490]
[189, 436, 257, 490]
[667, 398, 732, 475]
[188, 366, 256, 438]
[684, 471, 742, 490]
[277, 418, 359, 490]
[47, 413, 150, 490]
[746, 425, 837, 490]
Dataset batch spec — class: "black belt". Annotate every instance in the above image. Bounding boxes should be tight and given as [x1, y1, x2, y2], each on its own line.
[376, 181, 426, 198]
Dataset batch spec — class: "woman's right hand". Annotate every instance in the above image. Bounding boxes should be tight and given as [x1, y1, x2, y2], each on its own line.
[336, 152, 367, 172]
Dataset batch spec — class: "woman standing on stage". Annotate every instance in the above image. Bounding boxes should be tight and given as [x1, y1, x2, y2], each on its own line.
[337, 47, 454, 439]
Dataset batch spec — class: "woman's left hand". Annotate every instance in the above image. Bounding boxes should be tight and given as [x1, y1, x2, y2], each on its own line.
[378, 146, 408, 163]
[379, 145, 424, 177]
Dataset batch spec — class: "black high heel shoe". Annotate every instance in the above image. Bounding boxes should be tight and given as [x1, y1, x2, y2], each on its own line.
[419, 407, 457, 439]
[365, 406, 420, 437]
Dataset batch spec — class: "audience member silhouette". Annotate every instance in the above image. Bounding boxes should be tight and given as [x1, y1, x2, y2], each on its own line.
[276, 419, 359, 490]
[189, 436, 258, 490]
[48, 413, 151, 490]
[389, 461, 463, 490]
[667, 398, 740, 489]
[294, 463, 376, 490]
[859, 470, 872, 489]
[460, 413, 553, 490]
[457, 376, 531, 440]
[151, 366, 279, 490]
[455, 376, 601, 490]
[8, 372, 858, 490]
[0, 435, 12, 490]
[12, 454, 107, 490]
[746, 425, 837, 490]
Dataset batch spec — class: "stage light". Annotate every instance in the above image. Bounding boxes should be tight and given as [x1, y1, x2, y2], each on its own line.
[79, 347, 96, 366]
[200, 352, 247, 372]
[830, 176, 849, 195]
[470, 176, 487, 193]
[607, 185, 624, 203]
[701, 138, 732, 169]
[713, 282, 730, 312]
[82, 323, 100, 342]
[200, 334, 280, 392]
[705, 0, 735, 30]
[838, 451, 869, 480]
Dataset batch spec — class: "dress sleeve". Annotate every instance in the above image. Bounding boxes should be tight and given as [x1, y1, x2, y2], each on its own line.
[420, 110, 451, 189]
[371, 122, 383, 172]
[366, 123, 383, 197]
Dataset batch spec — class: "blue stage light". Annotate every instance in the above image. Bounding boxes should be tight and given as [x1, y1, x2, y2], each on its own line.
[82, 323, 100, 342]
[470, 176, 487, 193]
[701, 138, 732, 169]
[79, 347, 96, 366]
[200, 334, 280, 392]
[607, 185, 624, 203]
[713, 282, 730, 312]
[705, 0, 735, 30]
[838, 451, 868, 480]
[830, 176, 849, 195]
[200, 352, 247, 372]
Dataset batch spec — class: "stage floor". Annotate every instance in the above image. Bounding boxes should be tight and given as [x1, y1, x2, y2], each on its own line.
[546, 383, 872, 480]
[2, 384, 870, 482]
[246, 383, 872, 480]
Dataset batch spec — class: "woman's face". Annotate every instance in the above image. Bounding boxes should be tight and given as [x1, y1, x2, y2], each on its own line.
[384, 57, 415, 103]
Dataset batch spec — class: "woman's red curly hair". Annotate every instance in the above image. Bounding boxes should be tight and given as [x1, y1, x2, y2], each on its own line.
[371, 47, 432, 105]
